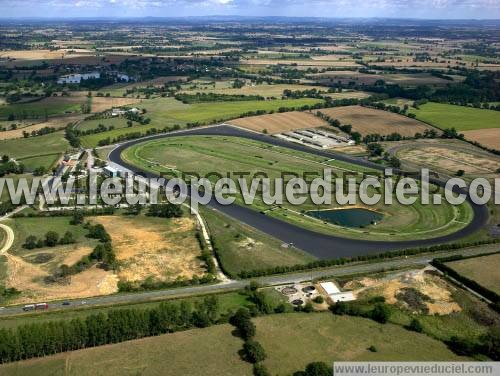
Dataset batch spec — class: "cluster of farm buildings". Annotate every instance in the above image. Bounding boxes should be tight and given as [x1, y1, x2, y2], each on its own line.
[275, 128, 355, 149]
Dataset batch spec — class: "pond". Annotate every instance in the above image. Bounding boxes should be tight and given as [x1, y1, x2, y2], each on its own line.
[306, 208, 383, 228]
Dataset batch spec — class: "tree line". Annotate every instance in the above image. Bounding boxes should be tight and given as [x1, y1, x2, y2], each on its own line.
[0, 296, 221, 363]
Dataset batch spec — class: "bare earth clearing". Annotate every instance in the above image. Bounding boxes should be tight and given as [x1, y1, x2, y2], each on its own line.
[318, 105, 433, 136]
[344, 267, 461, 315]
[92, 216, 205, 283]
[228, 111, 327, 134]
[6, 250, 118, 304]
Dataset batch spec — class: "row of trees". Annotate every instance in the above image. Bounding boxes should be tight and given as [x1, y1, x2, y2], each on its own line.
[146, 203, 183, 218]
[23, 231, 75, 249]
[0, 296, 221, 363]
[236, 239, 500, 279]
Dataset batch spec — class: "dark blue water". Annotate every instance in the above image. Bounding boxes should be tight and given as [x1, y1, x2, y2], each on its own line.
[306, 208, 383, 228]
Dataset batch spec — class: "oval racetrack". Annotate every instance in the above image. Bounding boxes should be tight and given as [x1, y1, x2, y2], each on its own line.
[109, 124, 489, 259]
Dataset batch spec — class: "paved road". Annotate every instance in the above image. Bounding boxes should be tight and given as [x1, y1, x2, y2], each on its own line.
[0, 246, 493, 316]
[108, 125, 489, 259]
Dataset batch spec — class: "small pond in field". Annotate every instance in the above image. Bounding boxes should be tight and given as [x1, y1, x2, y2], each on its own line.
[306, 208, 383, 228]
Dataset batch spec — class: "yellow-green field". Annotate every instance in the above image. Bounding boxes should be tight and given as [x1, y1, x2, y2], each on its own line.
[445, 253, 500, 295]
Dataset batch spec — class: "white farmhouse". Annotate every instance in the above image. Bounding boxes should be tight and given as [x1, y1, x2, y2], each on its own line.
[57, 72, 100, 84]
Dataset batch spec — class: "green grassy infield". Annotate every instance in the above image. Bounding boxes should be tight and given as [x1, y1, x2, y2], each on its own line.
[409, 102, 500, 131]
[79, 97, 323, 147]
[122, 135, 474, 241]
[0, 311, 466, 376]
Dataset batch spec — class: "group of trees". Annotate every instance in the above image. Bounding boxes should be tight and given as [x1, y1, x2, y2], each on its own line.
[366, 143, 401, 168]
[330, 296, 392, 324]
[0, 155, 24, 177]
[21, 126, 56, 139]
[147, 203, 183, 218]
[229, 308, 269, 375]
[0, 296, 221, 363]
[23, 231, 75, 250]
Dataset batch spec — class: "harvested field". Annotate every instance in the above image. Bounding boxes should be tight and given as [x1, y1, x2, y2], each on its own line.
[462, 128, 500, 151]
[241, 58, 359, 67]
[91, 97, 142, 113]
[92, 215, 205, 283]
[446, 253, 500, 295]
[0, 49, 92, 61]
[0, 115, 84, 140]
[181, 83, 326, 98]
[317, 105, 433, 136]
[228, 111, 327, 134]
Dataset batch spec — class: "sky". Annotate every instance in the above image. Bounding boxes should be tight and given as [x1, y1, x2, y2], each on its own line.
[0, 0, 498, 19]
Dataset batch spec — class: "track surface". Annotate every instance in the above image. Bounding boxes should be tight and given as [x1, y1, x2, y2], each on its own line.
[109, 125, 489, 259]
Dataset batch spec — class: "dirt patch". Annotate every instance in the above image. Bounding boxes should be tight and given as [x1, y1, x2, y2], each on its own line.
[462, 128, 500, 151]
[91, 97, 142, 113]
[228, 111, 327, 134]
[5, 253, 117, 303]
[92, 216, 205, 283]
[347, 267, 461, 315]
[317, 105, 433, 137]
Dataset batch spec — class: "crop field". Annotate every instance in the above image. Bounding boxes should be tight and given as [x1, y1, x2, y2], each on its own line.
[461, 128, 500, 150]
[180, 82, 327, 98]
[240, 58, 360, 68]
[408, 102, 500, 131]
[90, 96, 142, 113]
[0, 97, 87, 120]
[0, 115, 84, 140]
[122, 135, 473, 241]
[91, 215, 206, 283]
[0, 49, 93, 61]
[317, 105, 433, 136]
[228, 111, 327, 134]
[310, 71, 454, 86]
[0, 131, 69, 169]
[80, 97, 324, 147]
[445, 253, 500, 295]
[0, 323, 252, 376]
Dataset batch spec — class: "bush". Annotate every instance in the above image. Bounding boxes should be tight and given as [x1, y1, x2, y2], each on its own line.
[368, 345, 378, 352]
[370, 303, 391, 324]
[408, 318, 423, 333]
[313, 296, 324, 304]
[253, 363, 271, 376]
[243, 340, 267, 363]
